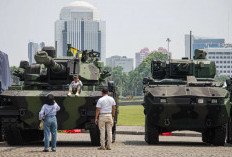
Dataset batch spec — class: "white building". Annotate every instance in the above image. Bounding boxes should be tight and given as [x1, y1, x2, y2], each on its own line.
[205, 47, 232, 77]
[28, 42, 45, 64]
[106, 56, 134, 74]
[55, 1, 106, 62]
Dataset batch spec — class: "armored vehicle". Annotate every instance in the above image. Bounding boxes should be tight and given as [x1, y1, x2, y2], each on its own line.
[0, 45, 118, 145]
[143, 49, 232, 146]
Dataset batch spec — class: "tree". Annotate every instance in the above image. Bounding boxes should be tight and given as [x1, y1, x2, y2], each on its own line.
[10, 66, 20, 85]
[102, 52, 168, 96]
[105, 66, 127, 96]
[215, 75, 230, 84]
[126, 52, 168, 96]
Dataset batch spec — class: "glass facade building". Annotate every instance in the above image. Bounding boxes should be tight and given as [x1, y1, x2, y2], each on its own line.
[185, 34, 225, 59]
[28, 42, 45, 64]
[55, 1, 106, 62]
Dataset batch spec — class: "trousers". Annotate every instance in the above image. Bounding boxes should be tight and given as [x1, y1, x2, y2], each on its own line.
[44, 115, 57, 150]
[98, 114, 113, 148]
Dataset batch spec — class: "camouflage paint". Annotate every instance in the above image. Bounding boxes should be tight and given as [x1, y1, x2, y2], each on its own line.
[143, 49, 231, 133]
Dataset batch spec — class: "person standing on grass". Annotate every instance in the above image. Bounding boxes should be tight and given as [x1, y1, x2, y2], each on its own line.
[95, 87, 116, 150]
[39, 94, 60, 152]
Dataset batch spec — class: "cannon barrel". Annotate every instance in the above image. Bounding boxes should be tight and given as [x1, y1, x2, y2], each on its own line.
[34, 51, 66, 73]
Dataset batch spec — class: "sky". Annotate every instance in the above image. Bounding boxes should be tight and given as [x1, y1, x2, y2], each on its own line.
[0, 0, 232, 66]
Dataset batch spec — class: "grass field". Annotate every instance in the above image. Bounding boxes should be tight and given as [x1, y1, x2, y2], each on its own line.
[117, 105, 145, 126]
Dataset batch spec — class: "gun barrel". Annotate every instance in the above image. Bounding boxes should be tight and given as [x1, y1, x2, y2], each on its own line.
[34, 51, 66, 73]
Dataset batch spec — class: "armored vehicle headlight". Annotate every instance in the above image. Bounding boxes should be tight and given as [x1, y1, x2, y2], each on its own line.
[211, 99, 217, 104]
[197, 98, 204, 104]
[160, 98, 167, 103]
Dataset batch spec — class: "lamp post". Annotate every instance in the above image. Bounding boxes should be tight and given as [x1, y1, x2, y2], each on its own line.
[166, 38, 171, 59]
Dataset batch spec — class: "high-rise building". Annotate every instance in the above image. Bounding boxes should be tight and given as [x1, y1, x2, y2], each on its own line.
[40, 42, 45, 50]
[205, 46, 232, 77]
[28, 42, 45, 64]
[106, 56, 134, 74]
[135, 47, 150, 67]
[185, 34, 225, 59]
[55, 1, 106, 62]
[28, 42, 39, 64]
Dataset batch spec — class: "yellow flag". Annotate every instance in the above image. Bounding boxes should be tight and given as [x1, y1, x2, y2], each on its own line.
[70, 47, 77, 56]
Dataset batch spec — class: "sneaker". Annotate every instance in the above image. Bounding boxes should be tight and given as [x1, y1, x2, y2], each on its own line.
[43, 150, 49, 152]
[106, 147, 111, 150]
[98, 146, 105, 150]
[67, 92, 72, 96]
[75, 93, 79, 96]
[52, 149, 56, 152]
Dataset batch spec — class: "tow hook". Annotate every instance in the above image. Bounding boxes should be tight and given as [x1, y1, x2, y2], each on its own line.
[164, 118, 171, 126]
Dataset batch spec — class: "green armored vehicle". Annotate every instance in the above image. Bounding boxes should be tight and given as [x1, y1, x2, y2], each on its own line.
[0, 46, 118, 145]
[143, 49, 232, 146]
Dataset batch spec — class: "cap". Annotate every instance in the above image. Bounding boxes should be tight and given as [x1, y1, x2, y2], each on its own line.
[73, 74, 79, 78]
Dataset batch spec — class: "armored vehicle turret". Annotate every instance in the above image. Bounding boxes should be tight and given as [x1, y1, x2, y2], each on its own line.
[0, 46, 118, 145]
[143, 49, 232, 146]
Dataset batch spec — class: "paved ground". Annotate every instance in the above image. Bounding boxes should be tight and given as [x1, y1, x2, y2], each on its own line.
[1, 132, 232, 157]
[116, 126, 202, 136]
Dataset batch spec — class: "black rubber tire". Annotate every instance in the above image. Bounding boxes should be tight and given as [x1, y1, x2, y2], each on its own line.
[112, 125, 116, 143]
[202, 132, 209, 143]
[90, 127, 100, 146]
[213, 125, 226, 146]
[226, 118, 232, 144]
[145, 116, 159, 145]
[0, 123, 3, 142]
[202, 129, 214, 144]
[21, 129, 44, 142]
[5, 128, 23, 145]
[5, 128, 44, 145]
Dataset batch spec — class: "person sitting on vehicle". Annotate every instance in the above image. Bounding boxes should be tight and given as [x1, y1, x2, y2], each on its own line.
[68, 75, 83, 96]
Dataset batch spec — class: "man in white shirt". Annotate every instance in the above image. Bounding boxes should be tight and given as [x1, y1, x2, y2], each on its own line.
[68, 75, 83, 96]
[95, 87, 116, 150]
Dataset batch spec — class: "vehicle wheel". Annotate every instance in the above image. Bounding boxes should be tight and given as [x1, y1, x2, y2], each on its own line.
[5, 128, 23, 145]
[90, 127, 100, 146]
[145, 116, 159, 144]
[213, 125, 226, 146]
[226, 117, 232, 144]
[202, 132, 209, 143]
[21, 129, 44, 142]
[5, 128, 44, 145]
[0, 123, 3, 142]
[112, 125, 116, 143]
[202, 129, 214, 144]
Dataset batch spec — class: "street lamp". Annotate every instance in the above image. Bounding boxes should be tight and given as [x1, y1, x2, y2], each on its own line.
[166, 38, 171, 59]
[166, 38, 171, 52]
